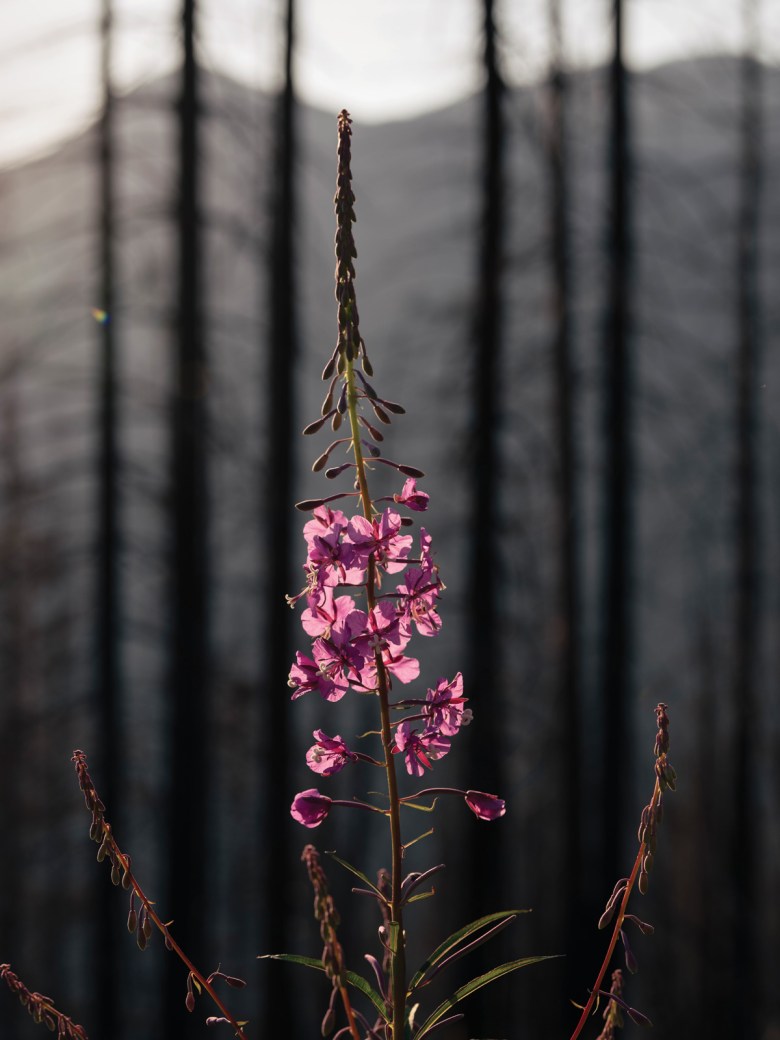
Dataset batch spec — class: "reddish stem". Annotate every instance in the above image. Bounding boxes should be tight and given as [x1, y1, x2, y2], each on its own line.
[567, 779, 660, 1040]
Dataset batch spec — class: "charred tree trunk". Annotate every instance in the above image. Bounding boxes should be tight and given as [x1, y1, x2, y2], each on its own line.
[0, 383, 26, 1040]
[465, 0, 506, 1028]
[165, 2, 210, 1033]
[95, 2, 122, 1035]
[732, 3, 761, 1032]
[547, 0, 584, 1004]
[260, 0, 297, 1032]
[600, 0, 631, 888]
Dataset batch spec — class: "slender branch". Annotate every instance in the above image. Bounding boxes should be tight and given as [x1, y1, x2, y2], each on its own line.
[72, 751, 247, 1039]
[567, 779, 660, 1040]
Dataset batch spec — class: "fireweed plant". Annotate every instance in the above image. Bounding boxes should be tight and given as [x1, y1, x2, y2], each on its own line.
[1, 111, 676, 1040]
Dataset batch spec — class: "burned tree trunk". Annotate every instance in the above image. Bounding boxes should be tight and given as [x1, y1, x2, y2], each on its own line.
[600, 0, 632, 888]
[260, 0, 297, 1032]
[95, 1, 122, 1034]
[165, 2, 210, 1033]
[731, 2, 762, 1032]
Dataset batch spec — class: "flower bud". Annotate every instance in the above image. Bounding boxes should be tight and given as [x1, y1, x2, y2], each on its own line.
[127, 908, 137, 933]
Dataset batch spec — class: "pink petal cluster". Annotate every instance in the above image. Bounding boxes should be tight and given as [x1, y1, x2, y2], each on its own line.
[288, 476, 505, 827]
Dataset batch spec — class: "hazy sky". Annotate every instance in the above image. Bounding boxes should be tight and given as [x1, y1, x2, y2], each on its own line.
[0, 0, 775, 167]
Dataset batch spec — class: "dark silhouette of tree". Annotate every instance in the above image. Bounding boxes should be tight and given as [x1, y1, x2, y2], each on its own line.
[165, 2, 210, 1033]
[94, 2, 122, 1034]
[731, 2, 762, 1033]
[546, 0, 585, 1005]
[259, 0, 297, 1033]
[600, 0, 632, 887]
[0, 375, 25, 1040]
[465, 0, 507, 1029]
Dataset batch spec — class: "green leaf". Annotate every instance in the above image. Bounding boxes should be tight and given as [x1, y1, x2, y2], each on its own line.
[407, 888, 436, 905]
[325, 851, 384, 899]
[408, 911, 529, 994]
[413, 955, 560, 1038]
[258, 954, 389, 1022]
[402, 827, 434, 852]
[399, 797, 439, 813]
[343, 970, 389, 1022]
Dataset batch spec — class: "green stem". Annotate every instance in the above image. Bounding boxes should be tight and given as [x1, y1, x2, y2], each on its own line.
[345, 352, 407, 1040]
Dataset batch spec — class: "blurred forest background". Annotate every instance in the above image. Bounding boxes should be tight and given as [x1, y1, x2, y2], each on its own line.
[1, 1, 779, 1038]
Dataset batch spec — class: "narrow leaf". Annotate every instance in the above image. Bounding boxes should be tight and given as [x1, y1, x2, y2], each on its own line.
[325, 851, 382, 897]
[413, 956, 560, 1039]
[408, 911, 528, 994]
[402, 828, 434, 852]
[257, 955, 388, 1022]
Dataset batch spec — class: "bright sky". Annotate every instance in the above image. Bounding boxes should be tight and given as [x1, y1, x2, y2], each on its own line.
[0, 0, 776, 168]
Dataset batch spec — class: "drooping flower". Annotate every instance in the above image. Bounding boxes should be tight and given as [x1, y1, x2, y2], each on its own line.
[306, 730, 358, 776]
[464, 790, 506, 821]
[393, 477, 429, 512]
[393, 722, 450, 777]
[290, 789, 332, 828]
[425, 673, 471, 736]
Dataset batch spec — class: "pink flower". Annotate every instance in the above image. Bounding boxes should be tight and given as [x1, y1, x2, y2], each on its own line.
[465, 790, 506, 821]
[356, 647, 420, 691]
[425, 673, 471, 736]
[306, 525, 365, 588]
[345, 509, 413, 574]
[302, 505, 348, 548]
[393, 477, 429, 512]
[301, 587, 367, 643]
[288, 635, 365, 703]
[290, 789, 332, 828]
[288, 650, 348, 702]
[396, 566, 442, 637]
[306, 730, 357, 776]
[393, 722, 450, 777]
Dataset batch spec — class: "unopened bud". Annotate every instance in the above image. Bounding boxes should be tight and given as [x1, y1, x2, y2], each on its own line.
[185, 991, 195, 1013]
[624, 914, 654, 935]
[638, 868, 649, 895]
[321, 1006, 336, 1036]
[620, 929, 638, 974]
[628, 1006, 653, 1027]
[111, 862, 121, 886]
[303, 413, 333, 436]
[127, 908, 137, 933]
